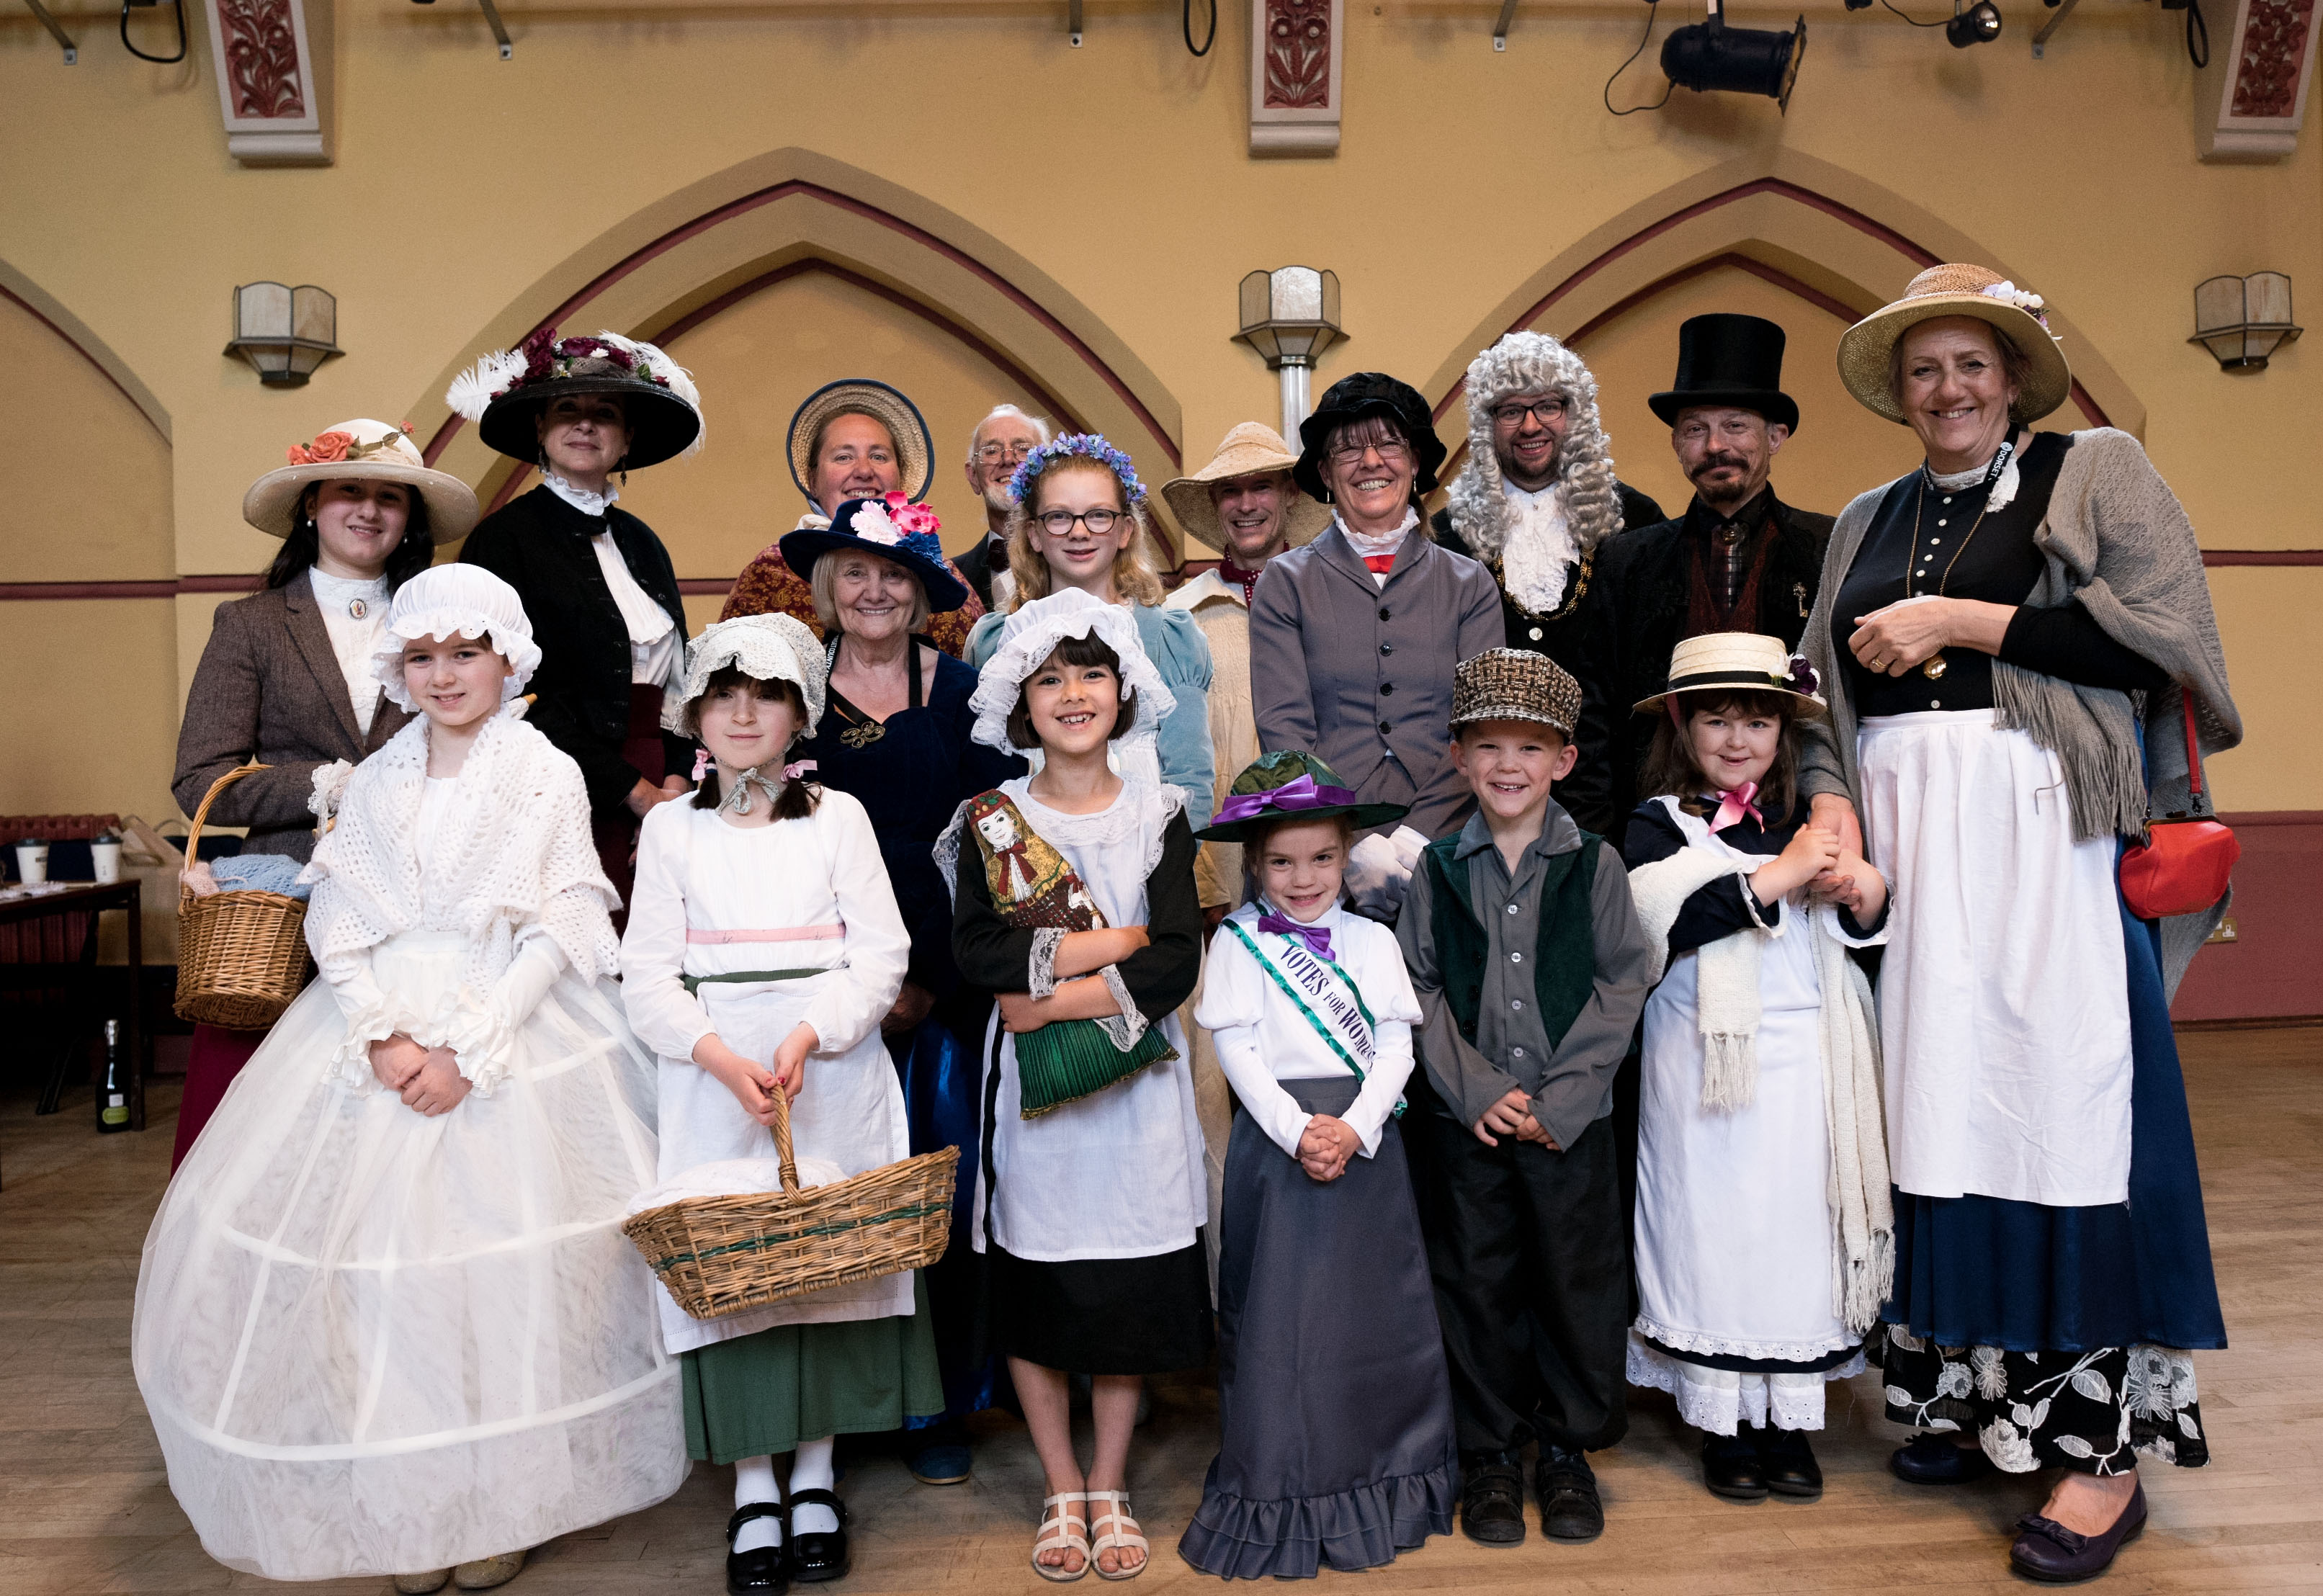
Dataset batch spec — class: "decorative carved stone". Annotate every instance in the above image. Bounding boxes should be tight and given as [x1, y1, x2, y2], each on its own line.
[2198, 0, 2319, 160]
[1250, 0, 1343, 154]
[201, 0, 330, 166]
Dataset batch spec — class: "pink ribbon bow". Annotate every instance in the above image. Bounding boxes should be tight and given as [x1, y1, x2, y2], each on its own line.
[782, 760, 817, 781]
[1709, 781, 1763, 835]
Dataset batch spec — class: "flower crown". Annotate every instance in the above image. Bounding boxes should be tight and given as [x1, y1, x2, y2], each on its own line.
[1008, 433, 1147, 507]
[286, 423, 418, 466]
[844, 493, 946, 564]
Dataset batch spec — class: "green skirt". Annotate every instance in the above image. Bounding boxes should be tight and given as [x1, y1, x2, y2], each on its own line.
[681, 1273, 945, 1463]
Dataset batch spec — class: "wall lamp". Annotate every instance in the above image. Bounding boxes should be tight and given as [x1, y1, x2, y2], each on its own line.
[225, 282, 342, 387]
[2191, 273, 2302, 371]
[1661, 0, 1806, 112]
[1235, 266, 1346, 438]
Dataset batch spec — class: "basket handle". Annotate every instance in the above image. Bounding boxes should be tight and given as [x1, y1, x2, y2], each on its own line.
[769, 1065, 801, 1195]
[180, 763, 270, 895]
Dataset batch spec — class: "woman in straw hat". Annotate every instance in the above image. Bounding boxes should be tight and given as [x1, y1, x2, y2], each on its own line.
[452, 327, 704, 913]
[167, 418, 479, 1168]
[722, 378, 987, 658]
[1798, 264, 2239, 1582]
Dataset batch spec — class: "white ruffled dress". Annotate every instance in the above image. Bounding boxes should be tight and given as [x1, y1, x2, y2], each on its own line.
[132, 714, 684, 1581]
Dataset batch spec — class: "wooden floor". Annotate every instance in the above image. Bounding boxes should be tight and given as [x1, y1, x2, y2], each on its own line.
[4, 1028, 2318, 1596]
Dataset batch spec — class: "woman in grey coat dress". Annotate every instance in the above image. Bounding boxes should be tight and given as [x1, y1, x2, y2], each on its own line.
[167, 418, 478, 1167]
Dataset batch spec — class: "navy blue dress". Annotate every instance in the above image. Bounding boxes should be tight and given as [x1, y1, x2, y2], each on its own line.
[794, 640, 1026, 1424]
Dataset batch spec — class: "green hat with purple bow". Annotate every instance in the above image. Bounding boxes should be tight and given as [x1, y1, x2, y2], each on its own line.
[1194, 750, 1410, 843]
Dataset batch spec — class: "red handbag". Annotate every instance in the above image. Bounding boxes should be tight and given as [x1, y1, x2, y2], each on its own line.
[2118, 695, 2239, 919]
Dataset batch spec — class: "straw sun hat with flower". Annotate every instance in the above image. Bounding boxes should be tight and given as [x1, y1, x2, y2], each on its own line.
[241, 418, 480, 542]
[1836, 264, 2073, 426]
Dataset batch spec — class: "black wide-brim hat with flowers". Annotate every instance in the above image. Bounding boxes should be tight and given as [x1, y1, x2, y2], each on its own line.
[447, 328, 704, 471]
[1194, 749, 1410, 844]
[1293, 372, 1448, 503]
[779, 495, 970, 615]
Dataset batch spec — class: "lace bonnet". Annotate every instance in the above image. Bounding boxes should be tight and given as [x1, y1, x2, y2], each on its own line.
[663, 611, 828, 738]
[371, 564, 543, 711]
[967, 588, 1175, 754]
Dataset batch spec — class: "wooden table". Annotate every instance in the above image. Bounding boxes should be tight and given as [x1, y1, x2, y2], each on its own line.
[0, 879, 147, 1130]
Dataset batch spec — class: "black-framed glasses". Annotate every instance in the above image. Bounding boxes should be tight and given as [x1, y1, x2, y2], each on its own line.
[1492, 399, 1567, 428]
[1326, 437, 1411, 465]
[1036, 508, 1127, 536]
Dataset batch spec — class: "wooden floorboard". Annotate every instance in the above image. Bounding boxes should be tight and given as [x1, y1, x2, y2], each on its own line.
[2, 1026, 2317, 1595]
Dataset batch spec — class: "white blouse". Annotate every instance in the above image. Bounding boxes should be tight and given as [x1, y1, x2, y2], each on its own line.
[544, 472, 681, 691]
[307, 568, 390, 734]
[1195, 900, 1421, 1159]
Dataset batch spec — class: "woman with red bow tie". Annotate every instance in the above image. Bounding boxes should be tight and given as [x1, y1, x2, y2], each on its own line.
[1619, 632, 1892, 1507]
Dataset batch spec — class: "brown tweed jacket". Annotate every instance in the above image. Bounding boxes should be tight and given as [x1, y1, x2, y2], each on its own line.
[171, 570, 411, 861]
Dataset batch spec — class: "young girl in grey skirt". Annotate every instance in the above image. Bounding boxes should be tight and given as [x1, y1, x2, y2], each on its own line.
[1178, 750, 1459, 1579]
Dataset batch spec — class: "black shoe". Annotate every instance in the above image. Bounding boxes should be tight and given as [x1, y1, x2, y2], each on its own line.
[1759, 1427, 1824, 1501]
[1459, 1451, 1527, 1547]
[726, 1503, 789, 1596]
[2010, 1481, 2147, 1584]
[1536, 1445, 1606, 1541]
[1890, 1430, 1995, 1486]
[785, 1488, 851, 1583]
[1701, 1431, 1768, 1502]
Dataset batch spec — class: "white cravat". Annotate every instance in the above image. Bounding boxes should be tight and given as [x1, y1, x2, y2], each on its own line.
[542, 470, 617, 519]
[1336, 508, 1420, 588]
[1498, 480, 1577, 615]
[306, 568, 390, 735]
[546, 472, 680, 689]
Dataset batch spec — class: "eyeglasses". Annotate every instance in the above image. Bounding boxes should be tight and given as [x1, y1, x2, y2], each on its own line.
[977, 440, 1037, 465]
[1492, 400, 1567, 428]
[1036, 508, 1127, 536]
[1326, 437, 1411, 466]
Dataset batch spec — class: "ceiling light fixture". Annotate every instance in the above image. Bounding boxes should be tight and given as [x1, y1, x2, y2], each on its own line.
[1660, 0, 1806, 112]
[1945, 0, 2004, 45]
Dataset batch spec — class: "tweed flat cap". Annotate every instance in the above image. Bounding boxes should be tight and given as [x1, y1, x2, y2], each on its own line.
[1450, 647, 1582, 739]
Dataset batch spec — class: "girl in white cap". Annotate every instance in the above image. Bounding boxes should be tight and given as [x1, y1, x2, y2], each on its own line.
[133, 565, 683, 1593]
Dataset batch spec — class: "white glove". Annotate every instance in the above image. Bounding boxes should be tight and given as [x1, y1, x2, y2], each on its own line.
[1346, 825, 1431, 919]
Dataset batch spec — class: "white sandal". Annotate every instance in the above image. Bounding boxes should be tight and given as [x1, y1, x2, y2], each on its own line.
[1085, 1491, 1148, 1581]
[1032, 1492, 1091, 1582]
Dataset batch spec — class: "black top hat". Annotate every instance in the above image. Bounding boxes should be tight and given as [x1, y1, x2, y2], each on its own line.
[1294, 372, 1448, 502]
[1647, 314, 1800, 434]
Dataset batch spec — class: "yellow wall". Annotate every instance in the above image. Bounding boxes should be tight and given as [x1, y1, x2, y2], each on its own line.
[0, 0, 2315, 820]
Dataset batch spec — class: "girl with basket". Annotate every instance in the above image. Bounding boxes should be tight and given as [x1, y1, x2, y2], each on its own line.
[133, 566, 683, 1593]
[941, 588, 1209, 1581]
[619, 613, 939, 1596]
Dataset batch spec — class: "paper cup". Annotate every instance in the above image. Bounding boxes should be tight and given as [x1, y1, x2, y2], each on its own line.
[14, 842, 48, 884]
[91, 840, 122, 884]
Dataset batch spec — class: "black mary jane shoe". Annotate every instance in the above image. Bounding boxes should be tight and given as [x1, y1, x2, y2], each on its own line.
[726, 1502, 789, 1596]
[2009, 1481, 2147, 1584]
[786, 1488, 852, 1584]
[1701, 1431, 1769, 1503]
[1459, 1451, 1528, 1547]
[1758, 1427, 1824, 1501]
[1536, 1444, 1606, 1541]
[1890, 1429, 1996, 1486]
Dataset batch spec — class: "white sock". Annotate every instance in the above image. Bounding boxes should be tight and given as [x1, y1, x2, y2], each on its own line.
[789, 1435, 840, 1536]
[733, 1456, 782, 1554]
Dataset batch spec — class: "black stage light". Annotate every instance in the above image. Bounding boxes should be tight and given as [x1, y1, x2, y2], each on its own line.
[1946, 0, 2003, 45]
[1661, 0, 1807, 111]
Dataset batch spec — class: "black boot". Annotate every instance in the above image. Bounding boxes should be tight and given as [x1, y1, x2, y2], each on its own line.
[1760, 1426, 1824, 1500]
[1701, 1430, 1768, 1502]
[1535, 1445, 1605, 1541]
[1459, 1449, 1527, 1546]
[726, 1503, 789, 1596]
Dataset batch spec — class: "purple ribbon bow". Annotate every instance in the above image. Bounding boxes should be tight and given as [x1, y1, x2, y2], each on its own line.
[1256, 910, 1334, 961]
[1209, 773, 1359, 828]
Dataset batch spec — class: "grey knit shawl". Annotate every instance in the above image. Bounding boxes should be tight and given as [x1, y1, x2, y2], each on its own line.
[1797, 428, 2242, 994]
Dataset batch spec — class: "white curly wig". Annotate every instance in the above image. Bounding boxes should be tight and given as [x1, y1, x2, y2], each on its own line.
[1444, 331, 1626, 561]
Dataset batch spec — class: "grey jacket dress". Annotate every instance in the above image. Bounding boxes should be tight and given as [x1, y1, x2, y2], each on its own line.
[1248, 524, 1505, 842]
[172, 572, 411, 861]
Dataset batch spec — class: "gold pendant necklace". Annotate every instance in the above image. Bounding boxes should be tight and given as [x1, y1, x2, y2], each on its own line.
[1907, 442, 2012, 680]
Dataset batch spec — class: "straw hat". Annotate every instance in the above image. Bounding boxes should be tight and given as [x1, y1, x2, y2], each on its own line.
[1836, 264, 2072, 426]
[786, 379, 935, 508]
[1159, 423, 1331, 554]
[242, 419, 480, 542]
[1450, 647, 1583, 740]
[1194, 750, 1409, 843]
[1632, 632, 1827, 719]
[447, 328, 705, 470]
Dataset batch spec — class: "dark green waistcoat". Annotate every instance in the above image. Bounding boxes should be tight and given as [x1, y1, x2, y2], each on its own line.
[1423, 830, 1600, 1054]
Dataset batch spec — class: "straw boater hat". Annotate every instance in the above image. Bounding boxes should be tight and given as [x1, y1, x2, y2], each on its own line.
[785, 379, 935, 508]
[446, 328, 705, 470]
[242, 418, 480, 542]
[1159, 423, 1331, 554]
[1449, 648, 1583, 740]
[1194, 750, 1408, 843]
[1632, 632, 1827, 719]
[1836, 264, 2073, 426]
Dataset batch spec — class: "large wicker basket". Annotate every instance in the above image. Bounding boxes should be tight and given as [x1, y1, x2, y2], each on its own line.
[624, 1077, 959, 1320]
[173, 763, 313, 1029]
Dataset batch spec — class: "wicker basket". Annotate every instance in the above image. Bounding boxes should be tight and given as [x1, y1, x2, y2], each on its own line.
[624, 1077, 959, 1320]
[173, 763, 313, 1029]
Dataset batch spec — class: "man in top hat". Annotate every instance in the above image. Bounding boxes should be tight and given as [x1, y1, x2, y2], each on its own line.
[1430, 331, 1667, 833]
[1582, 313, 1835, 843]
[1249, 373, 1505, 917]
[956, 403, 1052, 613]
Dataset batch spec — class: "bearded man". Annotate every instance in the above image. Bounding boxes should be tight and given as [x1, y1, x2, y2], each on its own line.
[1430, 331, 1665, 833]
[954, 403, 1050, 611]
[1583, 313, 1835, 843]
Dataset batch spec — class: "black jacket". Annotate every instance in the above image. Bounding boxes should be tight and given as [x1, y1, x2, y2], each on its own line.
[1427, 479, 1665, 836]
[955, 532, 1006, 614]
[460, 484, 692, 815]
[1579, 488, 1835, 844]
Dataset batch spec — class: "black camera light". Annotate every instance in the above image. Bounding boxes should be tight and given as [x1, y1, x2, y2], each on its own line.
[1661, 0, 1807, 112]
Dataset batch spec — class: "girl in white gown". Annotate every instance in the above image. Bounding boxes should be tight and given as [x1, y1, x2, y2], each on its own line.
[133, 565, 684, 1590]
